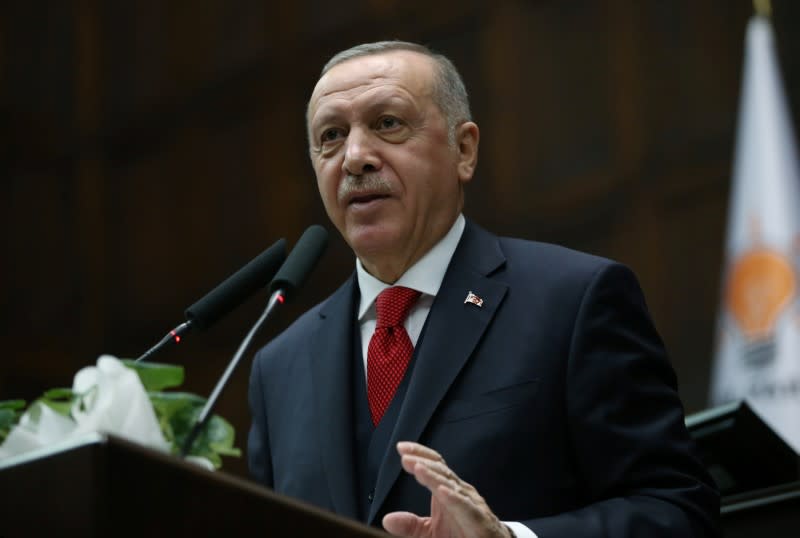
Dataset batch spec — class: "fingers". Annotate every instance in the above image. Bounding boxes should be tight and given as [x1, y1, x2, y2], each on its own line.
[398, 441, 463, 488]
[397, 443, 470, 492]
[397, 441, 444, 462]
[403, 454, 460, 491]
[395, 442, 508, 537]
[396, 442, 481, 509]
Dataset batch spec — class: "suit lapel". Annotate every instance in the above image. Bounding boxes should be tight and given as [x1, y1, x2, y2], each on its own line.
[309, 276, 359, 519]
[368, 222, 508, 523]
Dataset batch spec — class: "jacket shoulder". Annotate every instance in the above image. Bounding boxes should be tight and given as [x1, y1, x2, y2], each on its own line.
[497, 235, 620, 281]
[251, 279, 353, 368]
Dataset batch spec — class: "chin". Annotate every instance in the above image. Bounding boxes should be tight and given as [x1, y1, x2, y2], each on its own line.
[344, 224, 405, 260]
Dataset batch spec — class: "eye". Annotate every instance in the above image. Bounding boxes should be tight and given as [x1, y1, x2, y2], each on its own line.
[320, 127, 345, 143]
[377, 116, 402, 130]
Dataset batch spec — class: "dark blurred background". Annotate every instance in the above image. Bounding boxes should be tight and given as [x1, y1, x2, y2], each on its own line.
[2, 0, 799, 478]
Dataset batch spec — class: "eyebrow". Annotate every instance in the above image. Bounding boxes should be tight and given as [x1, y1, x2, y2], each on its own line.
[310, 93, 417, 132]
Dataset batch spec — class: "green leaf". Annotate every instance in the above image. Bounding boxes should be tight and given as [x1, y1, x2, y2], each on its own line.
[148, 391, 204, 445]
[0, 408, 17, 427]
[0, 401, 26, 444]
[147, 391, 239, 468]
[36, 387, 77, 417]
[189, 414, 241, 467]
[42, 388, 75, 401]
[121, 359, 184, 391]
[0, 399, 26, 411]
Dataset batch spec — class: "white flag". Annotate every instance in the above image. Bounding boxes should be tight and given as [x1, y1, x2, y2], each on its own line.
[710, 15, 800, 453]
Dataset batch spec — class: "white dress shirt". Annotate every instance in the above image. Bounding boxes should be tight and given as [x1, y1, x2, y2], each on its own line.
[355, 214, 536, 538]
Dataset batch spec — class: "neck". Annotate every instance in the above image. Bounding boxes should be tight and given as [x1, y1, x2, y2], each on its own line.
[356, 210, 463, 284]
[359, 259, 407, 285]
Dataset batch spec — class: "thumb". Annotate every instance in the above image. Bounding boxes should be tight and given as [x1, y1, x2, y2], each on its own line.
[382, 511, 427, 537]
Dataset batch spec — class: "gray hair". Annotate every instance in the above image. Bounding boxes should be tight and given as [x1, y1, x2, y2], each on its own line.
[309, 40, 472, 144]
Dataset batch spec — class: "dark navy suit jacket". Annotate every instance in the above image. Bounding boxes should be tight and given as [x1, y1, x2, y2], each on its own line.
[248, 220, 719, 536]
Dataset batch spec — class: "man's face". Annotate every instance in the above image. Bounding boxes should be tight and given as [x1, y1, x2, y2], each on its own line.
[307, 51, 477, 282]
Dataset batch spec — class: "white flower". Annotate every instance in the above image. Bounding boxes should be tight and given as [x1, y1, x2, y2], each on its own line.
[0, 404, 75, 458]
[0, 355, 171, 459]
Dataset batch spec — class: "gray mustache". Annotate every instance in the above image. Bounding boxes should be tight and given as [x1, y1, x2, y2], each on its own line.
[337, 174, 392, 203]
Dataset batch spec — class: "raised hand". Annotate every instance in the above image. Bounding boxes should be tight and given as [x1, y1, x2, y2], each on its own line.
[382, 441, 513, 538]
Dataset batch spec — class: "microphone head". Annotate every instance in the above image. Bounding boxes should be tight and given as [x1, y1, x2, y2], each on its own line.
[185, 238, 287, 331]
[269, 225, 328, 298]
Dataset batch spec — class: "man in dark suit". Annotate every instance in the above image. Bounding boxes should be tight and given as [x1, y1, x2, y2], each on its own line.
[248, 41, 719, 537]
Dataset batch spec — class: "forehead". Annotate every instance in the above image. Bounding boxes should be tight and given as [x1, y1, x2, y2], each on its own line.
[308, 51, 437, 121]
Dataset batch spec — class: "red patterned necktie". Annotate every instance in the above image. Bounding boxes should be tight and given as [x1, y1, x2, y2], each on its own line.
[367, 286, 421, 426]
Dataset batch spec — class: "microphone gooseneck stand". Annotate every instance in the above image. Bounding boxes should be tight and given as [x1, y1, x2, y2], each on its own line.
[179, 289, 286, 457]
[133, 238, 287, 363]
[180, 225, 328, 459]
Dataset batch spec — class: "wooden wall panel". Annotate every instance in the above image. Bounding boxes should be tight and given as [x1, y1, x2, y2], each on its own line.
[639, 1, 747, 168]
[478, 1, 619, 223]
[656, 165, 730, 408]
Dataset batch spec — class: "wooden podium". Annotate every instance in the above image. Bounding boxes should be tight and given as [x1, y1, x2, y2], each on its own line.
[0, 433, 386, 537]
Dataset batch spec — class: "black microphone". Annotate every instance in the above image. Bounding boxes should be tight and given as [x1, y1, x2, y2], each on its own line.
[184, 238, 289, 330]
[180, 225, 328, 457]
[135, 238, 288, 362]
[269, 224, 330, 298]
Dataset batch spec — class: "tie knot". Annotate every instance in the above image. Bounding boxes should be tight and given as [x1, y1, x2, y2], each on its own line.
[375, 286, 421, 328]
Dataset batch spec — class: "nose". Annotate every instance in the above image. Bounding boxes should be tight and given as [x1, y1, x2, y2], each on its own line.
[342, 128, 381, 176]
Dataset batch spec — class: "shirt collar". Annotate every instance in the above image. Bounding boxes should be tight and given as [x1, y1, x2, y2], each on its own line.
[356, 214, 466, 321]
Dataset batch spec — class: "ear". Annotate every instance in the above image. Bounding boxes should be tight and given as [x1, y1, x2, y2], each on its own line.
[455, 122, 479, 183]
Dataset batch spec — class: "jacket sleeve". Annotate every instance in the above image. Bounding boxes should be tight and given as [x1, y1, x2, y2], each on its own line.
[522, 263, 720, 537]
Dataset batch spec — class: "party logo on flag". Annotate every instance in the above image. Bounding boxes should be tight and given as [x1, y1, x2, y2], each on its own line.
[725, 242, 797, 367]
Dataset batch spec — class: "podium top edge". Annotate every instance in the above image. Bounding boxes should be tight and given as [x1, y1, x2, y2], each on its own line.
[0, 432, 107, 471]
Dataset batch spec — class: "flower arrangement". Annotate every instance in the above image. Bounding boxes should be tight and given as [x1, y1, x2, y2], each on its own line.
[0, 356, 240, 469]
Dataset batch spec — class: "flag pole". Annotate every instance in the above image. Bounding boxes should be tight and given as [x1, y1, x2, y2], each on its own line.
[753, 0, 772, 17]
